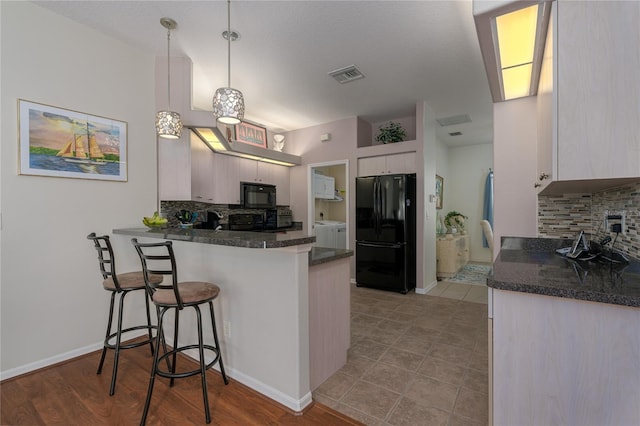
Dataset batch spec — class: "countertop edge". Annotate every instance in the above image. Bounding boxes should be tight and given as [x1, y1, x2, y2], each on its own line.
[113, 228, 315, 249]
[489, 236, 640, 308]
[487, 278, 640, 308]
[309, 248, 354, 266]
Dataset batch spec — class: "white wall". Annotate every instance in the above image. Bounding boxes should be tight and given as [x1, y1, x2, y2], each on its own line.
[435, 137, 450, 218]
[493, 97, 538, 257]
[447, 144, 493, 263]
[0, 2, 157, 377]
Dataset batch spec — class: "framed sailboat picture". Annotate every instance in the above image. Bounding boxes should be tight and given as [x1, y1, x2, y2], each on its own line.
[18, 99, 127, 181]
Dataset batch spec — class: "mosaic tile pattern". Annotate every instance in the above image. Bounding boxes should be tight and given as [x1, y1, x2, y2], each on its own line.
[538, 182, 640, 260]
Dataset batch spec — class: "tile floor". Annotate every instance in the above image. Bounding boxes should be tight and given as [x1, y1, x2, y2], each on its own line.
[313, 277, 489, 426]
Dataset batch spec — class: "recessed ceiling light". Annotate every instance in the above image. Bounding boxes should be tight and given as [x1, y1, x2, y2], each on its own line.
[328, 65, 365, 84]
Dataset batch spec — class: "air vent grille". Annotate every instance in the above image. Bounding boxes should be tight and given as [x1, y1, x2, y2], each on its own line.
[328, 65, 365, 84]
[436, 114, 472, 127]
[449, 131, 463, 136]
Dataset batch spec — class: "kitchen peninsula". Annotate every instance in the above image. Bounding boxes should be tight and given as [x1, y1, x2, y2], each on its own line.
[488, 237, 640, 426]
[112, 227, 353, 412]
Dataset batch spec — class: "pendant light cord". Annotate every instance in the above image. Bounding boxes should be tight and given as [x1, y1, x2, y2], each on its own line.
[227, 0, 231, 88]
[166, 26, 172, 110]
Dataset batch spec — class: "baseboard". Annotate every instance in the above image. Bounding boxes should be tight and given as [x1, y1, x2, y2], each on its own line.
[181, 347, 313, 413]
[415, 279, 438, 294]
[1, 338, 112, 382]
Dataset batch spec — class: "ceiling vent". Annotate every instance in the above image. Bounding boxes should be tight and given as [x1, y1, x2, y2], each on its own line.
[448, 131, 463, 136]
[328, 65, 365, 84]
[436, 114, 472, 127]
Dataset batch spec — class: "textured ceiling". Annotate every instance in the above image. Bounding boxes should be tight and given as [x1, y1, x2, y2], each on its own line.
[33, 1, 494, 147]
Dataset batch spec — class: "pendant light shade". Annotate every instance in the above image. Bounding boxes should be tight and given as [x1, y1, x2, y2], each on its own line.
[156, 17, 183, 139]
[213, 87, 244, 125]
[213, 0, 245, 124]
[156, 110, 183, 139]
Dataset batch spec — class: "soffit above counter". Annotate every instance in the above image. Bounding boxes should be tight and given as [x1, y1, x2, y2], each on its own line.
[187, 126, 302, 167]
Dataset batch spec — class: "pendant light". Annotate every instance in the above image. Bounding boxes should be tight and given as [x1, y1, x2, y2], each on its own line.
[213, 0, 245, 125]
[156, 17, 183, 139]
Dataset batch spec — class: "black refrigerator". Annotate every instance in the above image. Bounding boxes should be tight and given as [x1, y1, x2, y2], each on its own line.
[355, 174, 416, 294]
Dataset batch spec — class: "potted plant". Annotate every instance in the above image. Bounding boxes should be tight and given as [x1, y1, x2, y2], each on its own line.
[375, 121, 406, 144]
[444, 210, 467, 234]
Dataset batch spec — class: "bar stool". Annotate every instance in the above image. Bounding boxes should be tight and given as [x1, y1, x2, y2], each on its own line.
[87, 233, 163, 396]
[131, 238, 228, 425]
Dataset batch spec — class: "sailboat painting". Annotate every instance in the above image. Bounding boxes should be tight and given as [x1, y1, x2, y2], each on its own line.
[18, 100, 127, 181]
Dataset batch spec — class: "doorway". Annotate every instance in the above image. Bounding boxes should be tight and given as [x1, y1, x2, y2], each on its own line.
[307, 160, 349, 248]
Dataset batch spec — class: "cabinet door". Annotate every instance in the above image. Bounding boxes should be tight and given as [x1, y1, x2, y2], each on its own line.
[386, 152, 416, 174]
[314, 174, 334, 199]
[556, 1, 640, 180]
[358, 156, 387, 176]
[536, 4, 555, 192]
[190, 134, 215, 202]
[358, 153, 416, 176]
[212, 154, 242, 204]
[323, 175, 335, 199]
[315, 225, 334, 247]
[238, 158, 259, 183]
[158, 133, 191, 201]
[270, 164, 291, 206]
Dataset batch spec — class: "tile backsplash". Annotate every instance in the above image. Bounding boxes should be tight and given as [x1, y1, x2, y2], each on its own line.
[538, 182, 640, 260]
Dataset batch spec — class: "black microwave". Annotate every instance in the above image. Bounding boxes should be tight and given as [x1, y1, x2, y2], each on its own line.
[240, 182, 276, 209]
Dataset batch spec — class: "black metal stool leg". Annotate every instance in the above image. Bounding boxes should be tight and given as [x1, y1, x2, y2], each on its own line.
[195, 306, 211, 423]
[209, 302, 228, 385]
[140, 307, 167, 426]
[144, 292, 154, 357]
[109, 291, 127, 396]
[170, 309, 179, 387]
[97, 292, 116, 375]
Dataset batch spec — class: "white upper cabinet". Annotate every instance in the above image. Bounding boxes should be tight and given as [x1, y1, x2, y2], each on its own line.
[158, 133, 191, 201]
[313, 174, 335, 199]
[238, 158, 290, 205]
[189, 134, 290, 205]
[357, 152, 416, 176]
[537, 1, 640, 192]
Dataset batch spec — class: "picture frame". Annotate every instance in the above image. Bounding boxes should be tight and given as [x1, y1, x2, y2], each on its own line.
[435, 174, 444, 210]
[234, 120, 267, 148]
[18, 99, 127, 181]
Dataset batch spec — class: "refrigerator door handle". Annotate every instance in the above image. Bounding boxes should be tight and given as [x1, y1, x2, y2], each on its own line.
[375, 177, 382, 234]
[373, 177, 380, 234]
[357, 242, 403, 249]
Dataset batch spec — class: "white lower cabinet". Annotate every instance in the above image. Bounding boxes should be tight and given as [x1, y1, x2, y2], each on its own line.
[492, 289, 640, 426]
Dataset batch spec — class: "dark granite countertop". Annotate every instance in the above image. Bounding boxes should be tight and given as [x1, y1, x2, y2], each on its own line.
[309, 247, 354, 266]
[489, 237, 640, 307]
[113, 227, 315, 249]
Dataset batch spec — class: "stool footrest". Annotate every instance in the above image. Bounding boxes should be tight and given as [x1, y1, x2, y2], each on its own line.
[155, 344, 222, 380]
[104, 325, 157, 350]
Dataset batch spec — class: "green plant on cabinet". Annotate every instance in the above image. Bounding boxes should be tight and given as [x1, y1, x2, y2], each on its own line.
[375, 121, 407, 144]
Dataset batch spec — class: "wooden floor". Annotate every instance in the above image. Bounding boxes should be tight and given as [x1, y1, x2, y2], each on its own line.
[1, 343, 362, 425]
